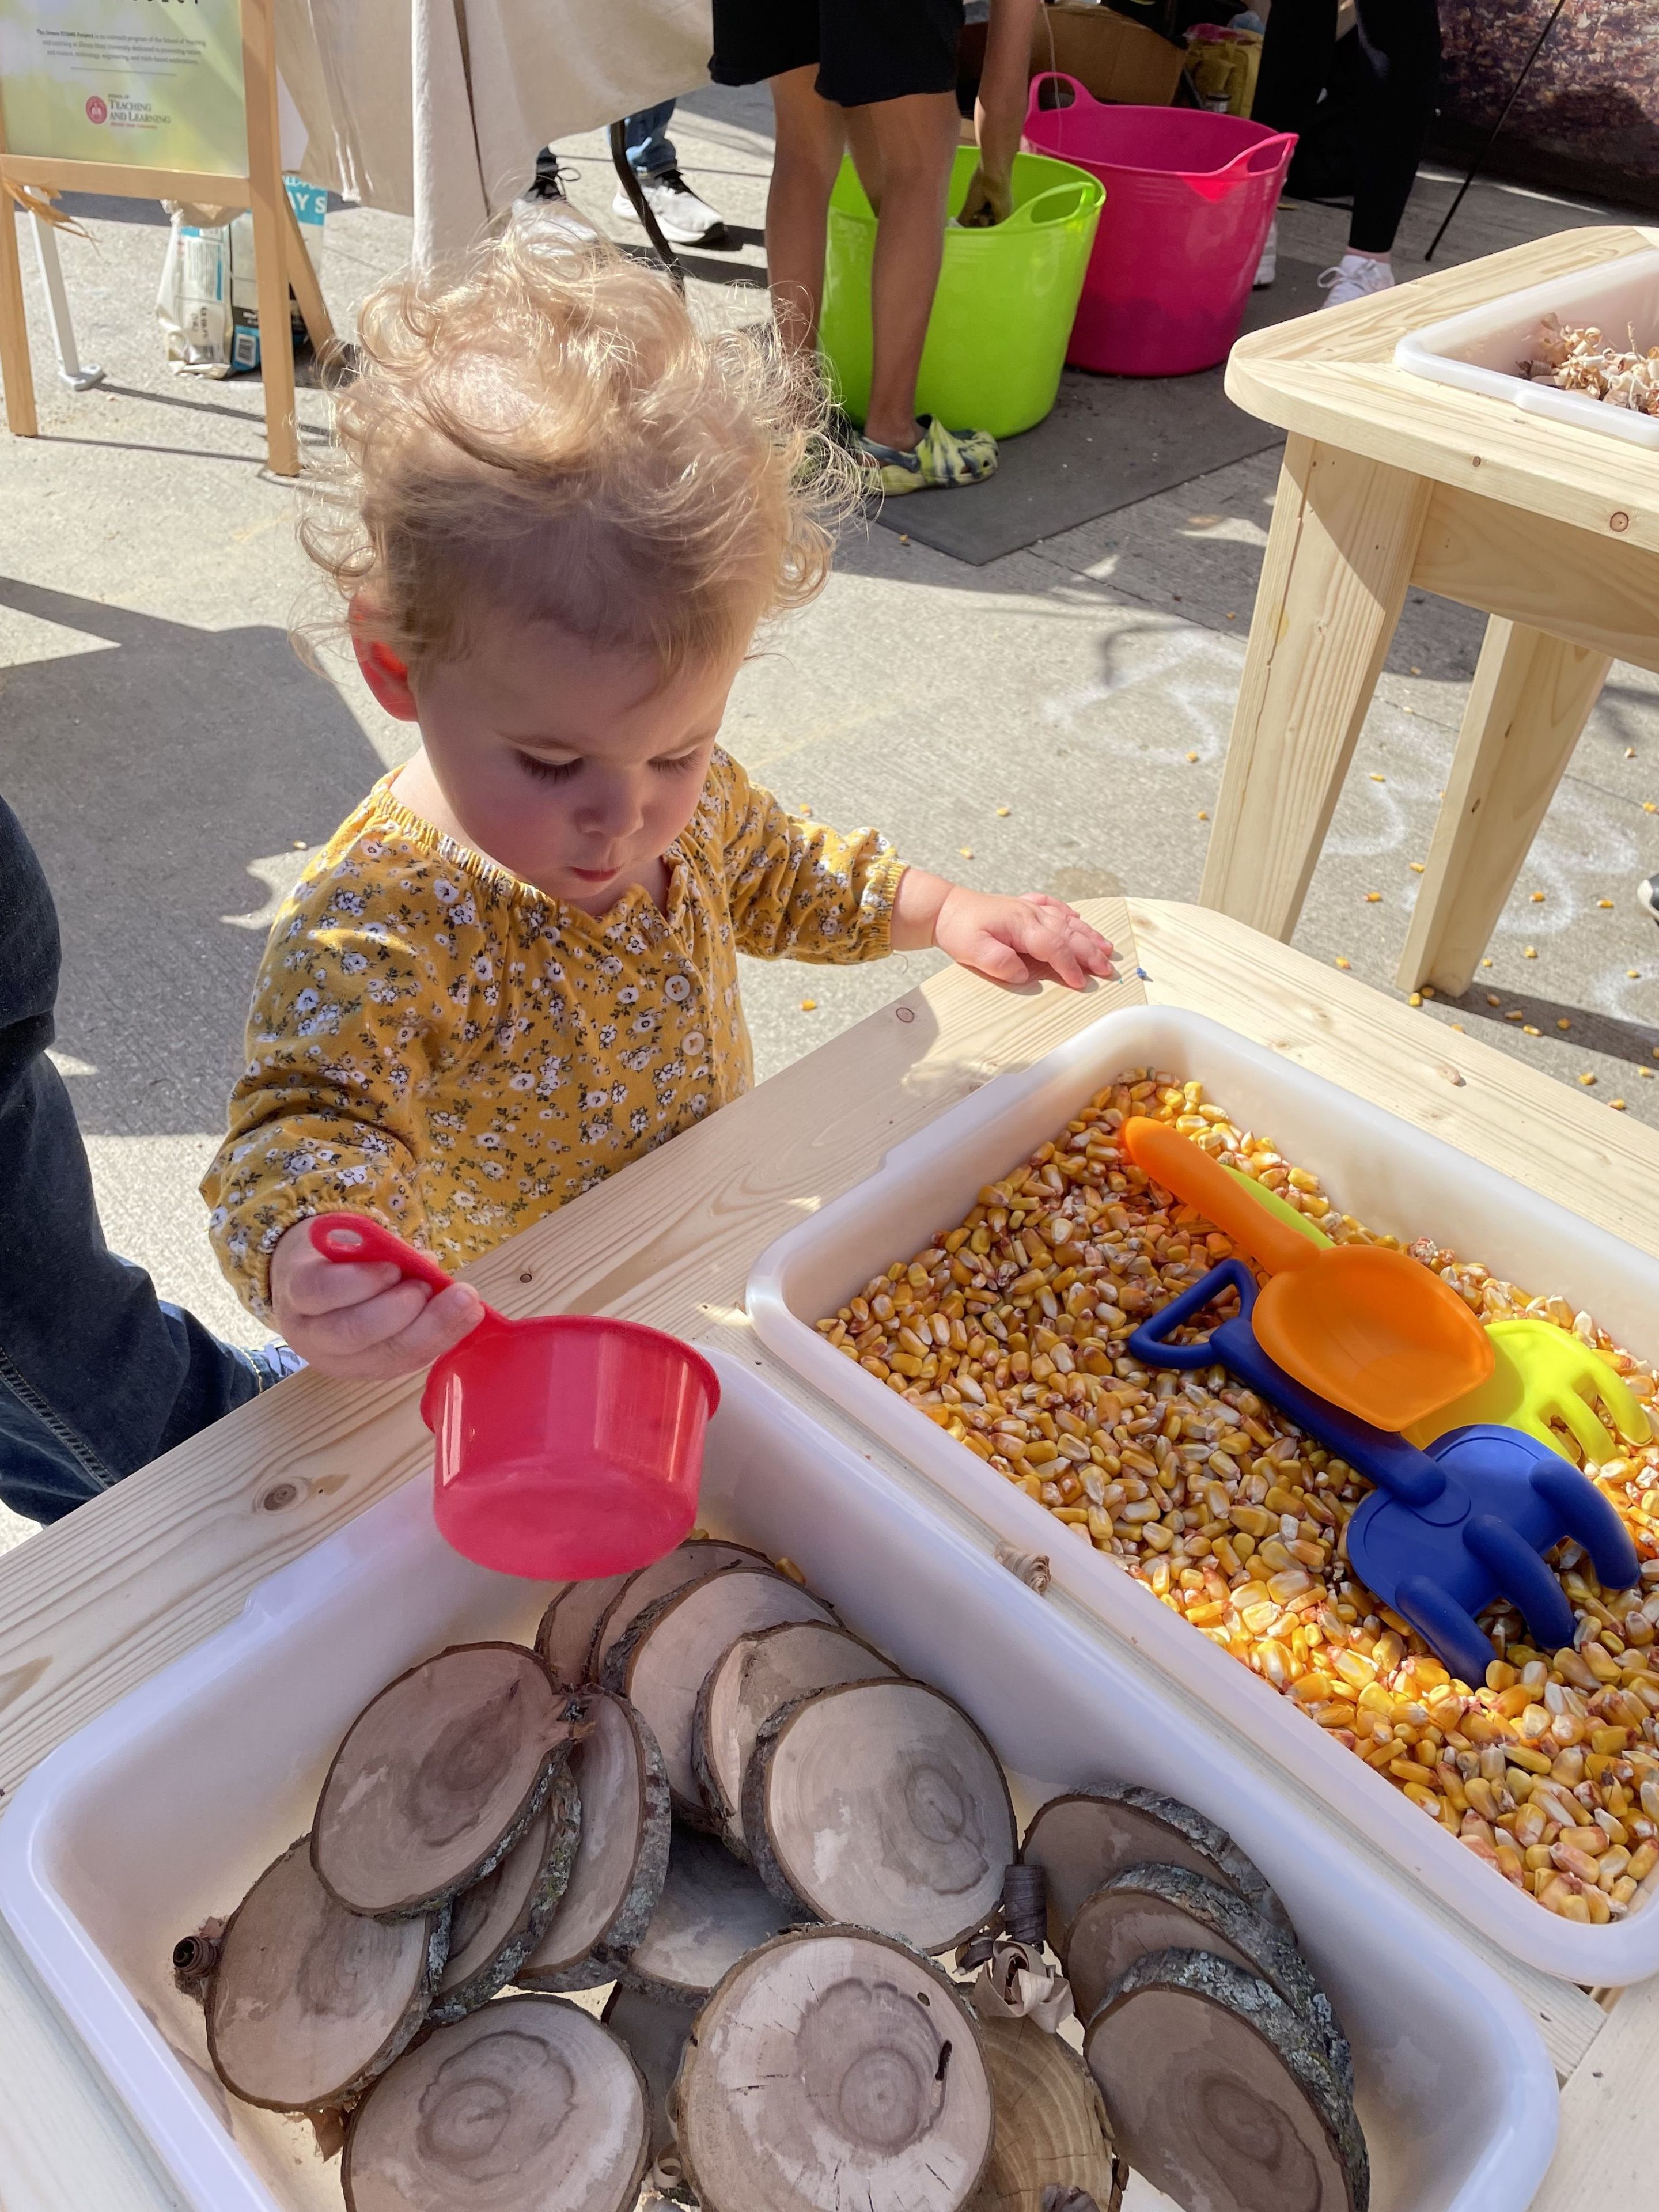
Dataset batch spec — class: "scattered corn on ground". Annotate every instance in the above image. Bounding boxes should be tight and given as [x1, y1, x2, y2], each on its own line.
[814, 1071, 1659, 1925]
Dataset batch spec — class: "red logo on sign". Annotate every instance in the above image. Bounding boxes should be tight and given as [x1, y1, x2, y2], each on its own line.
[85, 96, 108, 124]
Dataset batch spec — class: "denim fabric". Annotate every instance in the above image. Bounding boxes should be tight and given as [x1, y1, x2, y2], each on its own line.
[622, 101, 679, 178]
[0, 797, 292, 1525]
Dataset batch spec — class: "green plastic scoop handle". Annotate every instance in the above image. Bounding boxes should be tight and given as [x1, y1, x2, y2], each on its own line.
[1223, 1170, 1652, 1465]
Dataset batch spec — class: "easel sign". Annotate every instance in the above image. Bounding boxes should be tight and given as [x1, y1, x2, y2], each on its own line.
[0, 0, 335, 474]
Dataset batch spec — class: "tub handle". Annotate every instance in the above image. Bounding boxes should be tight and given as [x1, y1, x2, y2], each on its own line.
[1024, 70, 1094, 131]
[1205, 131, 1299, 184]
[1005, 178, 1102, 231]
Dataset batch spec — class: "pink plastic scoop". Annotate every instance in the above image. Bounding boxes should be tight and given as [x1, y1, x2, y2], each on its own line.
[309, 1215, 719, 1582]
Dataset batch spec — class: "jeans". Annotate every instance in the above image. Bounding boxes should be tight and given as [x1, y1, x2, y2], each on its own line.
[0, 797, 293, 1525]
[1253, 0, 1442, 256]
[622, 101, 679, 179]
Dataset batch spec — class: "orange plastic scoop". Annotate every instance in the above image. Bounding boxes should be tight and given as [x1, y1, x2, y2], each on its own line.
[1123, 1118, 1493, 1430]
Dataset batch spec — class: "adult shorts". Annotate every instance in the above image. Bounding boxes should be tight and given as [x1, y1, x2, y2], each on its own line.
[710, 0, 965, 107]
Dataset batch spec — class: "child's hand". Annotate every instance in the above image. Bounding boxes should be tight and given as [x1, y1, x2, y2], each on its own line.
[895, 871, 1116, 989]
[269, 1218, 486, 1380]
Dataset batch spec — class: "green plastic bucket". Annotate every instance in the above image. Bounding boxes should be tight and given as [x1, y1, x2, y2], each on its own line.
[819, 146, 1105, 441]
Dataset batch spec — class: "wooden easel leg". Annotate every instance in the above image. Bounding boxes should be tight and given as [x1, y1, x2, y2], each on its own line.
[240, 0, 298, 475]
[0, 195, 40, 437]
[282, 193, 336, 366]
[1396, 617, 1609, 997]
[1199, 435, 1432, 941]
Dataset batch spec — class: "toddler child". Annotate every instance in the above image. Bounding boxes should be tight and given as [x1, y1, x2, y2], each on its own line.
[204, 224, 1114, 1379]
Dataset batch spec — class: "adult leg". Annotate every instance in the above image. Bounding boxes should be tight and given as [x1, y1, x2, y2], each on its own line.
[766, 65, 846, 354]
[1251, 0, 1339, 140]
[622, 101, 679, 179]
[615, 96, 728, 246]
[0, 798, 287, 1525]
[1349, 0, 1442, 256]
[843, 90, 960, 452]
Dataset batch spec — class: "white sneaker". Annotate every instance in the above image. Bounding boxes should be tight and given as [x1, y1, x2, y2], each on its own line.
[612, 169, 728, 248]
[1319, 252, 1396, 308]
[1253, 218, 1278, 290]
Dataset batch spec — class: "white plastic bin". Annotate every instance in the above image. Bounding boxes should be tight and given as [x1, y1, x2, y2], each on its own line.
[0, 1358, 1552, 2212]
[1395, 247, 1659, 449]
[748, 1003, 1659, 1984]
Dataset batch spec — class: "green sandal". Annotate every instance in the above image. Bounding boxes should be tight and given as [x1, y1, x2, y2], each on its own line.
[857, 414, 999, 495]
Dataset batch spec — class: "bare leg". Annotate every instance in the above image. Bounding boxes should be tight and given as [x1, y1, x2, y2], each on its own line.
[843, 91, 960, 450]
[766, 66, 846, 355]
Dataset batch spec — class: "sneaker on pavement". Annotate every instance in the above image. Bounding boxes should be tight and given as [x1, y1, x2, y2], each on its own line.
[1638, 875, 1659, 929]
[1319, 251, 1395, 308]
[613, 169, 729, 248]
[857, 415, 999, 496]
[1253, 217, 1278, 289]
[523, 148, 570, 203]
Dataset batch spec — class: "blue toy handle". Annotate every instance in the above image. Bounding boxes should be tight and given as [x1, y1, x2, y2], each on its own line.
[1129, 1261, 1446, 1508]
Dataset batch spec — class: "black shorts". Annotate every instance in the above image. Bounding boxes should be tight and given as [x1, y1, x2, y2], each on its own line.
[711, 0, 965, 107]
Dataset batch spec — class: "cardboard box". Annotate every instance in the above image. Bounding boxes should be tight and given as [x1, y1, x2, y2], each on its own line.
[1029, 3, 1186, 105]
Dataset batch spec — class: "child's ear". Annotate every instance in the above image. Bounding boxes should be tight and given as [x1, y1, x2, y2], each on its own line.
[349, 601, 419, 721]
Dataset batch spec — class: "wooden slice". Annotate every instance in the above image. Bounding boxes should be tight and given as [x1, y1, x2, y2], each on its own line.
[312, 1642, 569, 1918]
[603, 1567, 834, 1819]
[430, 1765, 581, 2025]
[516, 1690, 671, 1993]
[621, 1822, 802, 2004]
[536, 1574, 634, 1687]
[1021, 1787, 1287, 1958]
[1082, 1950, 1369, 2212]
[968, 2013, 1126, 2212]
[588, 1537, 778, 1684]
[692, 1619, 900, 1854]
[676, 1925, 994, 2212]
[342, 1993, 649, 2212]
[602, 1983, 700, 2165]
[746, 1679, 1017, 1954]
[1066, 1865, 1352, 2095]
[207, 1838, 446, 2112]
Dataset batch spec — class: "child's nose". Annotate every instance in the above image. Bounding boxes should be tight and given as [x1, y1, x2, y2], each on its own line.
[578, 777, 645, 841]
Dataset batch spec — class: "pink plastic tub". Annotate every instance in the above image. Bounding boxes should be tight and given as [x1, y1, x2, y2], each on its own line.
[1022, 74, 1294, 377]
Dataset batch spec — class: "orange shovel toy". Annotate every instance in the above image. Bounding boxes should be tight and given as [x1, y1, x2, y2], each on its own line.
[1123, 1119, 1493, 1431]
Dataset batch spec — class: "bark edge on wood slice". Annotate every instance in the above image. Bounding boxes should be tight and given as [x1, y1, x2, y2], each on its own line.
[745, 1677, 1017, 1954]
[312, 1642, 569, 1918]
[515, 1688, 672, 1993]
[536, 1574, 634, 1688]
[602, 1566, 834, 1821]
[691, 1618, 900, 1854]
[676, 1924, 994, 2212]
[206, 1837, 448, 2113]
[429, 1763, 581, 2024]
[968, 2013, 1126, 2212]
[588, 1536, 778, 1685]
[1082, 1948, 1369, 2212]
[601, 1982, 700, 2166]
[342, 1993, 649, 2212]
[620, 1822, 804, 2005]
[1021, 1785, 1287, 1957]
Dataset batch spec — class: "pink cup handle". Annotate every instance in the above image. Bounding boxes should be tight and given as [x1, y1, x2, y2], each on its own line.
[309, 1213, 471, 1301]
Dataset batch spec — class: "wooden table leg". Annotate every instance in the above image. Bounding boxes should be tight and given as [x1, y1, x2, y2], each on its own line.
[1396, 616, 1610, 998]
[1200, 434, 1432, 940]
[0, 197, 39, 438]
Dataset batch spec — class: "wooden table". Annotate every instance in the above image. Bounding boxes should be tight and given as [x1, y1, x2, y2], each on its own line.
[0, 899, 1652, 2210]
[1206, 224, 1659, 998]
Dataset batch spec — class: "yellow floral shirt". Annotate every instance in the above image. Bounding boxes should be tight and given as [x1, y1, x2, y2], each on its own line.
[204, 751, 904, 1316]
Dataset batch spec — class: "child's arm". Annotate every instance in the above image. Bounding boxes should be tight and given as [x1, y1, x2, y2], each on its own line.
[892, 871, 1116, 989]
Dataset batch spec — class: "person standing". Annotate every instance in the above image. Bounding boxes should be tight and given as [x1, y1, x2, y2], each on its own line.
[1252, 0, 1442, 305]
[611, 101, 731, 248]
[712, 0, 1002, 494]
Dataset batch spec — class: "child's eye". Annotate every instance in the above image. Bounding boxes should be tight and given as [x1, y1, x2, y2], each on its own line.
[653, 753, 702, 775]
[517, 753, 579, 784]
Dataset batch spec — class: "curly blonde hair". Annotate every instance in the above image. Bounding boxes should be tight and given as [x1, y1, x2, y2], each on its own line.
[301, 218, 848, 678]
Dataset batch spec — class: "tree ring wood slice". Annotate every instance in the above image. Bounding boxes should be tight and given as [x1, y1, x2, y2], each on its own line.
[430, 1764, 581, 2024]
[603, 1567, 834, 1819]
[692, 1619, 900, 1854]
[312, 1643, 568, 1918]
[515, 1690, 671, 1992]
[207, 1838, 446, 2112]
[342, 1993, 649, 2212]
[746, 1679, 1017, 1954]
[1082, 1949, 1369, 2212]
[588, 1537, 778, 1684]
[536, 1574, 634, 1688]
[601, 1983, 700, 2164]
[676, 1925, 994, 2212]
[968, 2013, 1126, 2212]
[1020, 1786, 1287, 1958]
[1066, 1864, 1353, 2096]
[620, 1823, 802, 2004]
